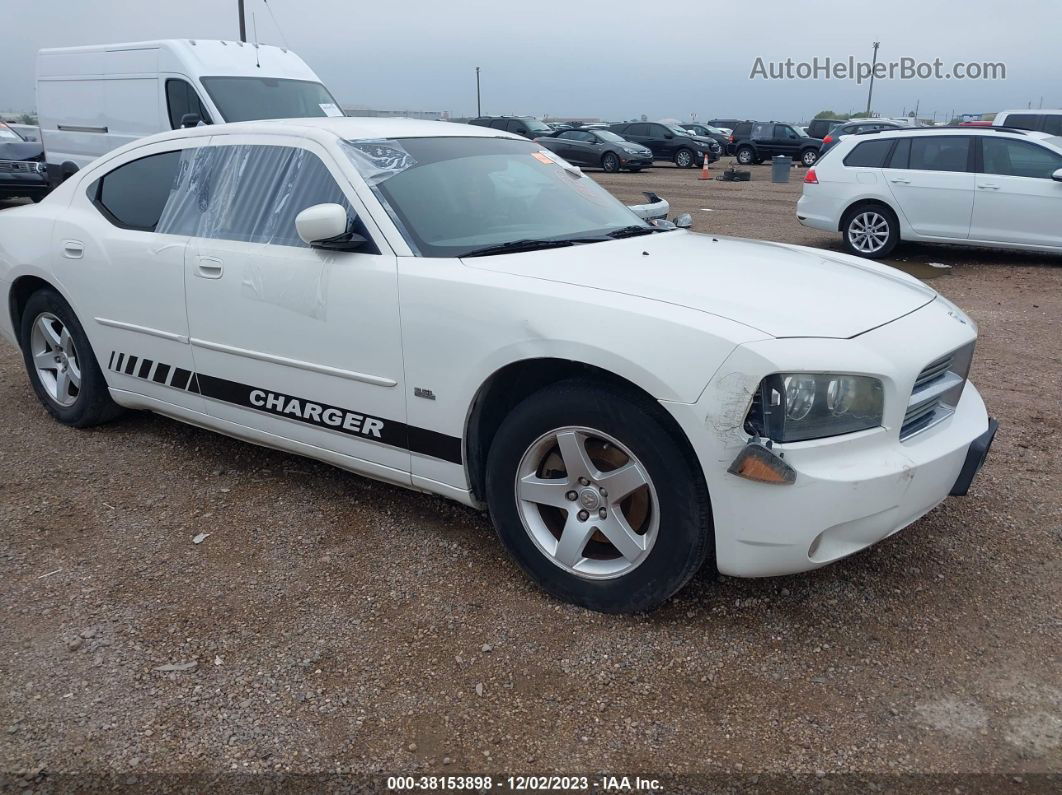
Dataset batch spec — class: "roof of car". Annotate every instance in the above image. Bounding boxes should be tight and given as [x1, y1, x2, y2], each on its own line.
[862, 125, 1053, 139]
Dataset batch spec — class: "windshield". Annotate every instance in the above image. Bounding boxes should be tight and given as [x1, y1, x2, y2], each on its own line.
[0, 125, 23, 141]
[200, 76, 341, 122]
[523, 119, 552, 134]
[342, 137, 650, 258]
[595, 130, 625, 143]
[664, 124, 690, 137]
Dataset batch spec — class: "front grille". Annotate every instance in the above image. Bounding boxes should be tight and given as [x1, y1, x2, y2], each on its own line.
[900, 342, 974, 440]
[0, 160, 38, 174]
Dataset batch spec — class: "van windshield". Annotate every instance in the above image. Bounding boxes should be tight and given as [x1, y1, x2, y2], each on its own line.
[200, 76, 342, 122]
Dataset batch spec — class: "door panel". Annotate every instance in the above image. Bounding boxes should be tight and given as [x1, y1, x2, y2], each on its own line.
[172, 136, 410, 476]
[883, 137, 975, 239]
[52, 141, 202, 412]
[971, 138, 1062, 246]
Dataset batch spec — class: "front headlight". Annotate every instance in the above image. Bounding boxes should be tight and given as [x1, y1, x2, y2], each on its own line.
[744, 373, 884, 442]
[623, 146, 640, 154]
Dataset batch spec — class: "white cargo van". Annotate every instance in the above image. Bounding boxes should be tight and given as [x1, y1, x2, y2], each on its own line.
[37, 39, 343, 168]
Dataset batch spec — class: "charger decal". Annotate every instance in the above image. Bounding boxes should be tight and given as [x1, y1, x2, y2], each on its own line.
[107, 350, 462, 464]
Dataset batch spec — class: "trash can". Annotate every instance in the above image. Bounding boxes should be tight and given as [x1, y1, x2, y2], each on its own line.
[771, 155, 790, 183]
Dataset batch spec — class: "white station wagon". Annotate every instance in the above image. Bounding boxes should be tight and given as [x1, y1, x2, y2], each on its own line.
[0, 118, 996, 612]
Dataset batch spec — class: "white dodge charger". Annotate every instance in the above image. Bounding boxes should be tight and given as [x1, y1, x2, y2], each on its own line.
[0, 118, 997, 612]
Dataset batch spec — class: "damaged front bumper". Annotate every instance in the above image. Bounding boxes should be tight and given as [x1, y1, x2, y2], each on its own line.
[661, 299, 993, 578]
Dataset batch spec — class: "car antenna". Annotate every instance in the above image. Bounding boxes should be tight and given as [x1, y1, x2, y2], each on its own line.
[252, 12, 261, 68]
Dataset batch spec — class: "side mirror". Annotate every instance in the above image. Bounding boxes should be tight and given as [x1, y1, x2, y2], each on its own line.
[295, 203, 366, 251]
[180, 113, 201, 129]
[1053, 168, 1062, 182]
[674, 213, 693, 229]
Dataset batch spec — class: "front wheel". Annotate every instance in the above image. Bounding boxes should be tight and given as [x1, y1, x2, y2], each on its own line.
[842, 204, 899, 258]
[601, 151, 620, 173]
[485, 380, 713, 613]
[19, 288, 124, 427]
[673, 148, 695, 168]
[801, 148, 819, 166]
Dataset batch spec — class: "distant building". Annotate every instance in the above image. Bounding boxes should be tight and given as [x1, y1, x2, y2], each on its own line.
[342, 107, 450, 121]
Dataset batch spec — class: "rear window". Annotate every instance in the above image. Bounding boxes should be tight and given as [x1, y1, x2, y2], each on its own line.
[1001, 113, 1039, 131]
[843, 139, 895, 168]
[89, 151, 182, 231]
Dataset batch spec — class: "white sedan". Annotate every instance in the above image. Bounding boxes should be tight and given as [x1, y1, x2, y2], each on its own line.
[0, 118, 996, 613]
[797, 126, 1062, 257]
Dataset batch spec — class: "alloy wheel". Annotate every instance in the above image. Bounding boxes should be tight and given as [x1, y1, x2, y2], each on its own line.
[848, 211, 891, 254]
[30, 312, 81, 407]
[514, 426, 659, 580]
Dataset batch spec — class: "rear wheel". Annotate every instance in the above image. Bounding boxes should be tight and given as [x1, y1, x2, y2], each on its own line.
[801, 148, 819, 166]
[601, 151, 620, 173]
[673, 148, 695, 168]
[736, 146, 755, 165]
[486, 380, 712, 613]
[19, 288, 123, 427]
[842, 204, 899, 258]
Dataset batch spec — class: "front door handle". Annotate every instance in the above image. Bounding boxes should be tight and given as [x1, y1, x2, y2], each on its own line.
[977, 183, 1000, 190]
[62, 240, 84, 258]
[196, 256, 224, 279]
[889, 177, 911, 185]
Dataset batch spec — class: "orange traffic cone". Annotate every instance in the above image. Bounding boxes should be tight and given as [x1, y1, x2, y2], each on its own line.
[698, 152, 711, 180]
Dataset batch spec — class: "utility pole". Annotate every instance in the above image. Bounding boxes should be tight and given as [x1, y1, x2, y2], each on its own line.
[475, 67, 481, 117]
[865, 41, 880, 117]
[238, 0, 247, 42]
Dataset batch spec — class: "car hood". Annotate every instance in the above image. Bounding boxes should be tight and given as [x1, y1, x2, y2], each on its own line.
[0, 141, 44, 162]
[463, 231, 937, 338]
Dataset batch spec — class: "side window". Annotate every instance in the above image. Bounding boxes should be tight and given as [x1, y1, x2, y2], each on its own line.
[156, 144, 372, 249]
[752, 123, 771, 138]
[982, 138, 1062, 179]
[626, 124, 648, 137]
[887, 138, 911, 169]
[843, 139, 895, 168]
[489, 119, 508, 130]
[776, 125, 798, 139]
[558, 130, 577, 140]
[505, 120, 527, 135]
[87, 150, 182, 231]
[1043, 116, 1062, 136]
[1001, 113, 1038, 131]
[909, 137, 971, 172]
[165, 79, 211, 129]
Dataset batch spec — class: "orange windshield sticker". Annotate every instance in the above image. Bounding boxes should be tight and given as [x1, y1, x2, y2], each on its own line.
[532, 151, 554, 164]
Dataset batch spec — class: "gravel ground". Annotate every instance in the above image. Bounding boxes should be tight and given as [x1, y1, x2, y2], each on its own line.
[0, 169, 1059, 790]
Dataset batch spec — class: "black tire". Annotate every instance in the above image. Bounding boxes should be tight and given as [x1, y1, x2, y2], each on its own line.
[841, 203, 900, 259]
[800, 148, 819, 167]
[601, 151, 620, 173]
[735, 146, 756, 165]
[19, 288, 124, 427]
[673, 148, 695, 168]
[485, 379, 713, 613]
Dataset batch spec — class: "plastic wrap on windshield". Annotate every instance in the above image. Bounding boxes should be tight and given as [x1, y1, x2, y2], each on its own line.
[340, 139, 416, 186]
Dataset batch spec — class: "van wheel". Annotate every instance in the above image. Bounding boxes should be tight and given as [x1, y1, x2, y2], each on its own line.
[19, 288, 124, 427]
[485, 380, 712, 613]
[842, 204, 899, 258]
[736, 146, 755, 165]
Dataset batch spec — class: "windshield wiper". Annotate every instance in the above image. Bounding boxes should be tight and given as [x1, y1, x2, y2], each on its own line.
[461, 238, 592, 258]
[606, 225, 661, 239]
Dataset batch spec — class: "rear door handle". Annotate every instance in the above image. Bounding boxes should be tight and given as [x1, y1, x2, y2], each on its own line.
[195, 256, 224, 279]
[978, 183, 1000, 190]
[62, 240, 84, 258]
[889, 177, 911, 185]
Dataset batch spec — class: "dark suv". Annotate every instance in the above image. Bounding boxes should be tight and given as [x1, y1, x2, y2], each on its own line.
[467, 116, 554, 139]
[730, 121, 822, 166]
[806, 118, 845, 140]
[608, 122, 719, 168]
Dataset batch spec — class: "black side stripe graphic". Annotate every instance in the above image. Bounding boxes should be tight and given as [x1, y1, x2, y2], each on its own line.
[107, 351, 463, 465]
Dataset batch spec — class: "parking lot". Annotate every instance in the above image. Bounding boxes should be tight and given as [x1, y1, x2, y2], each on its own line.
[0, 166, 1059, 785]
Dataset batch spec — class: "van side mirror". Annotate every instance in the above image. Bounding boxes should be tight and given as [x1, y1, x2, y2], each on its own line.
[1053, 168, 1062, 182]
[180, 113, 201, 128]
[295, 203, 367, 251]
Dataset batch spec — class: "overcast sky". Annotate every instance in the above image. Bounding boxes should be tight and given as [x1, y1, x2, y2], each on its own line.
[3, 0, 1059, 122]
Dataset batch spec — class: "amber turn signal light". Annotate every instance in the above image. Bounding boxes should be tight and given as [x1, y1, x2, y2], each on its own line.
[727, 442, 797, 485]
